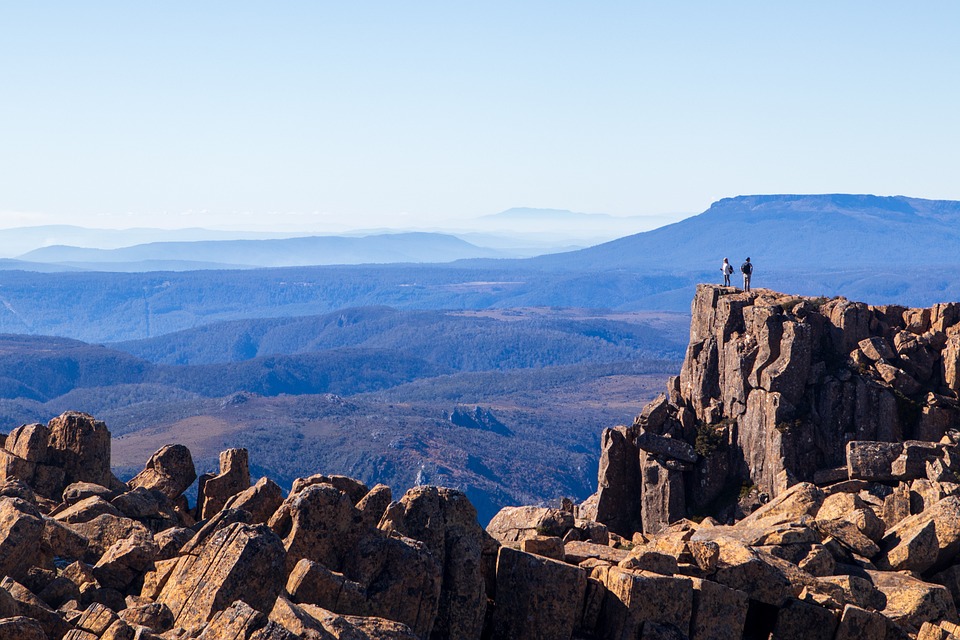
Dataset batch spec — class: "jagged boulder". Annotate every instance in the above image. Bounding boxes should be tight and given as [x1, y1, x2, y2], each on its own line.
[378, 485, 488, 640]
[0, 412, 115, 500]
[486, 505, 574, 543]
[593, 426, 641, 536]
[592, 564, 693, 639]
[878, 495, 960, 573]
[157, 521, 286, 633]
[492, 546, 586, 640]
[127, 444, 196, 501]
[223, 476, 284, 525]
[198, 448, 251, 519]
[291, 473, 369, 504]
[278, 483, 442, 637]
[0, 498, 44, 581]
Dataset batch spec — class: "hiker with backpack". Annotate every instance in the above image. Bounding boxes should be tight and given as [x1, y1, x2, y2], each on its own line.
[741, 257, 753, 292]
[721, 258, 734, 286]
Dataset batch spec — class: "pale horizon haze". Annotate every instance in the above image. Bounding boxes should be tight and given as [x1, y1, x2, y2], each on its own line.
[1, 2, 958, 231]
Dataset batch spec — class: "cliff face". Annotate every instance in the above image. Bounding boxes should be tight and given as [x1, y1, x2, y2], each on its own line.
[594, 285, 960, 535]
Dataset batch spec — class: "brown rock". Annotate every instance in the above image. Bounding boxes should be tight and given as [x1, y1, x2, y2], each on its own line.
[46, 412, 113, 495]
[153, 526, 194, 560]
[347, 532, 441, 638]
[290, 474, 369, 504]
[92, 531, 158, 591]
[281, 483, 362, 573]
[0, 578, 72, 639]
[858, 337, 895, 362]
[880, 495, 960, 573]
[688, 539, 720, 573]
[563, 540, 629, 565]
[636, 431, 698, 464]
[198, 448, 251, 519]
[110, 486, 173, 522]
[61, 483, 114, 506]
[223, 477, 284, 525]
[60, 562, 98, 593]
[139, 558, 178, 601]
[638, 393, 671, 433]
[688, 576, 748, 640]
[813, 518, 880, 558]
[770, 598, 838, 640]
[735, 482, 824, 532]
[181, 507, 251, 554]
[75, 602, 118, 636]
[67, 514, 151, 558]
[933, 564, 960, 613]
[847, 441, 904, 482]
[833, 604, 887, 640]
[269, 597, 417, 639]
[710, 538, 797, 606]
[618, 546, 678, 575]
[356, 483, 392, 530]
[157, 522, 286, 633]
[53, 496, 122, 525]
[819, 574, 885, 611]
[520, 535, 565, 561]
[944, 328, 960, 393]
[127, 444, 196, 501]
[117, 602, 174, 633]
[197, 600, 267, 640]
[815, 492, 885, 541]
[282, 485, 442, 638]
[882, 483, 912, 529]
[597, 565, 692, 640]
[798, 545, 836, 577]
[0, 617, 47, 640]
[0, 498, 44, 581]
[868, 569, 958, 632]
[285, 558, 369, 615]
[486, 505, 574, 543]
[640, 451, 686, 535]
[492, 546, 587, 640]
[593, 426, 641, 537]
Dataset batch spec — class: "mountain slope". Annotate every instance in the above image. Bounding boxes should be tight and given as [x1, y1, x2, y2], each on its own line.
[111, 307, 688, 367]
[530, 194, 960, 272]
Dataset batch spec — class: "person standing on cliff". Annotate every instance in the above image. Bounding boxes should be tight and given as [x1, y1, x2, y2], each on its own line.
[741, 257, 753, 292]
[721, 258, 733, 286]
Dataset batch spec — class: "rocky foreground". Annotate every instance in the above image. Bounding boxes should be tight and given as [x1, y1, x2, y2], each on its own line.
[0, 286, 959, 638]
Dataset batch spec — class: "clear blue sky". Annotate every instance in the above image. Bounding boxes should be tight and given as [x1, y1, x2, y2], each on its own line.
[1, 2, 957, 230]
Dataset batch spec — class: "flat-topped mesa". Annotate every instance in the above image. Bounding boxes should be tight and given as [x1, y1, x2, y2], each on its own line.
[590, 284, 960, 535]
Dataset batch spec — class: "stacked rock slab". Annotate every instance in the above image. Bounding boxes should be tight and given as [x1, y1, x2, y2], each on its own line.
[0, 412, 119, 501]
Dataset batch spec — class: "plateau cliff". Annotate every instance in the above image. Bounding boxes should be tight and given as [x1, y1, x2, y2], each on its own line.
[588, 285, 960, 535]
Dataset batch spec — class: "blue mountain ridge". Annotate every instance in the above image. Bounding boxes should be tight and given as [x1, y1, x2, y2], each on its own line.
[527, 194, 960, 272]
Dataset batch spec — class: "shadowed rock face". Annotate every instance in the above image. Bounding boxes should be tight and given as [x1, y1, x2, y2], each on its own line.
[592, 285, 960, 537]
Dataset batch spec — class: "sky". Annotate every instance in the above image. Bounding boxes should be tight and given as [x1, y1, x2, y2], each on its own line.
[0, 2, 958, 231]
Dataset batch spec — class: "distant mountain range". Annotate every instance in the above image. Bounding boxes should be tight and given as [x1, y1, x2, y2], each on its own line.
[530, 194, 960, 271]
[0, 194, 958, 342]
[3, 208, 679, 269]
[17, 232, 512, 270]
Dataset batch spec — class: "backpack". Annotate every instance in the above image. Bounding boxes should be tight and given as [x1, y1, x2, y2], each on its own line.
[741, 262, 753, 275]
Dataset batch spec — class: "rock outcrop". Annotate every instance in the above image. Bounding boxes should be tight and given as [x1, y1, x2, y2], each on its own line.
[4, 285, 960, 639]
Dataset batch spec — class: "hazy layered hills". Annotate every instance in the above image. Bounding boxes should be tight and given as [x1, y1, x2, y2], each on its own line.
[18, 232, 511, 270]
[111, 306, 687, 367]
[0, 308, 687, 523]
[0, 194, 958, 343]
[532, 194, 960, 271]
